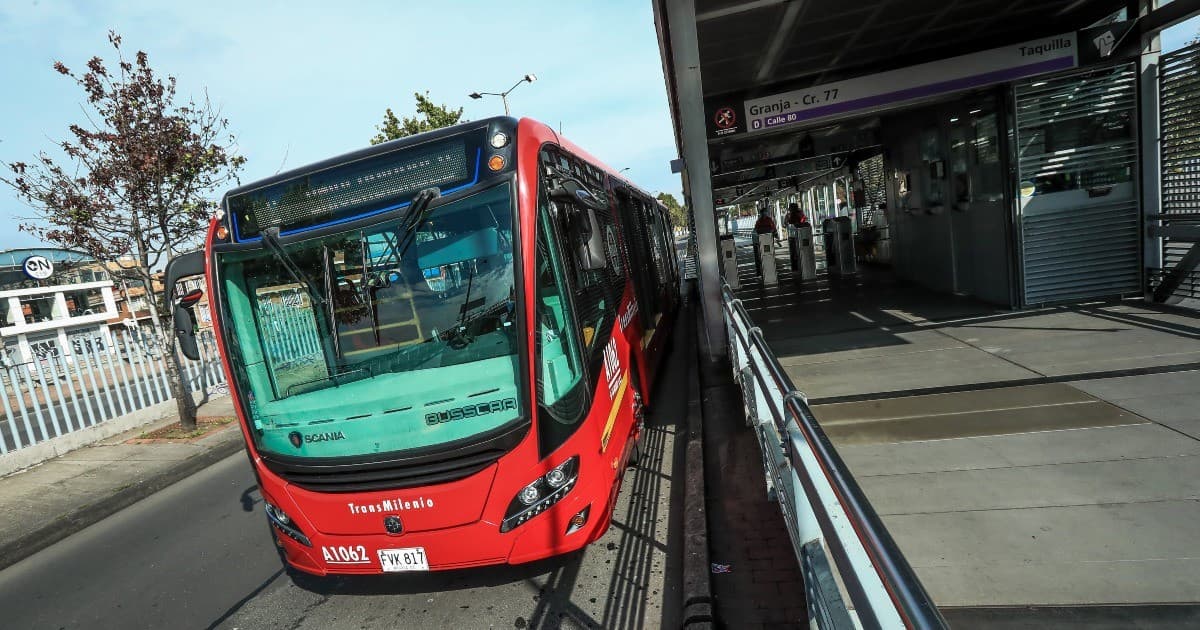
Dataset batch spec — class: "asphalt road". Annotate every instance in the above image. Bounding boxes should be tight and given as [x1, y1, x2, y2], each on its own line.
[0, 316, 689, 630]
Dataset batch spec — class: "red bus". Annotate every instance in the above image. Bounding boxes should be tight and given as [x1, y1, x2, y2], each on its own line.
[167, 117, 680, 576]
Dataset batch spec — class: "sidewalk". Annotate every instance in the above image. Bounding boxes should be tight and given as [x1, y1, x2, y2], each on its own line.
[0, 396, 244, 570]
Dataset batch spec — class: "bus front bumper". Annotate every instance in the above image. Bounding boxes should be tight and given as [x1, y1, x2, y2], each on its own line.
[274, 490, 607, 576]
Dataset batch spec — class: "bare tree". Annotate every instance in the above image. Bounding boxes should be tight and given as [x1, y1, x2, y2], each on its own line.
[2, 31, 244, 430]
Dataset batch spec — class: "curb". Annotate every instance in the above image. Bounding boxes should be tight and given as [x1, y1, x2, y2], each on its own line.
[681, 281, 715, 629]
[0, 429, 245, 572]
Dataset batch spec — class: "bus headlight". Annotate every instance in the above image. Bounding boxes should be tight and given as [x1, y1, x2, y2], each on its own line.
[519, 484, 541, 506]
[265, 501, 312, 547]
[501, 456, 579, 533]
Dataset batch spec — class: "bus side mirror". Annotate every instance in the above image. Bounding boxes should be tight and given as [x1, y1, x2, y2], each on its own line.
[165, 251, 206, 361]
[574, 208, 607, 271]
[549, 178, 608, 271]
[173, 302, 200, 360]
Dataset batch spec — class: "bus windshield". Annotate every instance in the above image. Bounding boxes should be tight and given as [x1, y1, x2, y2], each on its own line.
[216, 184, 522, 460]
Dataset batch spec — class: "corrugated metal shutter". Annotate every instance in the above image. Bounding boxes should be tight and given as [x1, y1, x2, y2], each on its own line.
[1154, 42, 1200, 302]
[1014, 64, 1140, 305]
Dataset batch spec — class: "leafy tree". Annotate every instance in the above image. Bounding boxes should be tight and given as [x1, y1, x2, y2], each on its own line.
[655, 192, 688, 229]
[2, 31, 244, 430]
[371, 92, 465, 144]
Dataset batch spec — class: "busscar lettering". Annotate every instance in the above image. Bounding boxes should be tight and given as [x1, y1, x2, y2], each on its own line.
[425, 398, 517, 426]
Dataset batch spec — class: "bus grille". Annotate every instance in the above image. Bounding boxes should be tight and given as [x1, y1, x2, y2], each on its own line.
[260, 420, 527, 493]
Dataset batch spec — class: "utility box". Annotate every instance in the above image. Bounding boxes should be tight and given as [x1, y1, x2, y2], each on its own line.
[756, 233, 778, 285]
[720, 234, 739, 289]
[789, 225, 817, 280]
[823, 217, 857, 277]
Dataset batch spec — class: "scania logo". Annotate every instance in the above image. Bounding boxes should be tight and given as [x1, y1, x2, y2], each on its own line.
[383, 515, 403, 534]
[288, 430, 347, 448]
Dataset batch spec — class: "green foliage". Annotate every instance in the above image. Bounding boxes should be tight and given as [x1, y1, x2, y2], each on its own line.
[655, 192, 688, 229]
[371, 92, 465, 144]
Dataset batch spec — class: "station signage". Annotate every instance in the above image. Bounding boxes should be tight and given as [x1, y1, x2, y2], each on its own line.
[705, 32, 1081, 139]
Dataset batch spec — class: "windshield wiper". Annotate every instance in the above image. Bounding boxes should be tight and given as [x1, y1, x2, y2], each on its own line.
[395, 187, 441, 259]
[261, 227, 326, 309]
[444, 263, 484, 349]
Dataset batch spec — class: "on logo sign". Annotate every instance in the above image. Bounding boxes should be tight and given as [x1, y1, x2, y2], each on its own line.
[22, 255, 54, 280]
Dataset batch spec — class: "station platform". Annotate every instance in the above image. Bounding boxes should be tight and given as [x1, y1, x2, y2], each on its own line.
[727, 241, 1200, 624]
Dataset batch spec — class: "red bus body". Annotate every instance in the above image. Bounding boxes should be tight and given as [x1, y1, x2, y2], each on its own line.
[198, 118, 679, 574]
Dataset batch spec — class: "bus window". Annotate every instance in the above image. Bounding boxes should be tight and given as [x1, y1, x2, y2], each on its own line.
[535, 205, 589, 456]
[535, 213, 584, 410]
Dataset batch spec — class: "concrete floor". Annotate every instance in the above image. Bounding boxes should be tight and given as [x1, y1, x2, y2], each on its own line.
[731, 249, 1200, 618]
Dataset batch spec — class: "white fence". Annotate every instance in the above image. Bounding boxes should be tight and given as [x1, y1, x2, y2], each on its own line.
[0, 328, 226, 454]
[722, 283, 946, 629]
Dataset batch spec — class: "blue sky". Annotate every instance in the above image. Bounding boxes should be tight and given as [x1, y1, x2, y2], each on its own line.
[1, 3, 1197, 253]
[0, 0, 681, 250]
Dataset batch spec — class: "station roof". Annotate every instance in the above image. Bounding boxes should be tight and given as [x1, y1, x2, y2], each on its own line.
[653, 0, 1140, 206]
[692, 0, 1128, 99]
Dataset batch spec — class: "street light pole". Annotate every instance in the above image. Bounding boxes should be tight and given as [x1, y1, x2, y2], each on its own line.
[469, 74, 537, 116]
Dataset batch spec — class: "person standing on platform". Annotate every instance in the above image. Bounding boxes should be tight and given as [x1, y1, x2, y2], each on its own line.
[754, 208, 777, 239]
[786, 202, 809, 229]
[753, 208, 777, 276]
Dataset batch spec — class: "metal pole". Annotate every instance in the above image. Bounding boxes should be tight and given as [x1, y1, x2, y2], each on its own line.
[661, 0, 727, 357]
[502, 94, 510, 117]
[18, 363, 49, 443]
[68, 338, 100, 427]
[111, 333, 139, 417]
[52, 351, 85, 434]
[40, 351, 68, 437]
[1139, 0, 1163, 299]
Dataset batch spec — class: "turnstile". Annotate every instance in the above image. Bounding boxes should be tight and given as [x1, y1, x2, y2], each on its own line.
[822, 217, 857, 277]
[720, 234, 739, 289]
[755, 233, 778, 285]
[788, 225, 816, 280]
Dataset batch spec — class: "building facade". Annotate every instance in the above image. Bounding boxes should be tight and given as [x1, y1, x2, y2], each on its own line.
[0, 248, 119, 367]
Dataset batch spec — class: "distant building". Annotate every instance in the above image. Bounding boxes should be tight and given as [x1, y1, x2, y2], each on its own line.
[0, 248, 119, 366]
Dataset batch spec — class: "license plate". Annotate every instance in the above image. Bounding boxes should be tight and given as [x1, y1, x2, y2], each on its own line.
[378, 547, 429, 572]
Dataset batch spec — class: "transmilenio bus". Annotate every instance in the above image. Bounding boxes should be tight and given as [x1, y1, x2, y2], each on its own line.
[167, 117, 680, 575]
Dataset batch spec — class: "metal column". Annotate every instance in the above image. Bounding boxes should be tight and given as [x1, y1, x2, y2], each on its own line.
[1139, 0, 1163, 296]
[662, 0, 726, 356]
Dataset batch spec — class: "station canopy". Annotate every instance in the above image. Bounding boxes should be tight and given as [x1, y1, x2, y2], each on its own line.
[662, 0, 1131, 205]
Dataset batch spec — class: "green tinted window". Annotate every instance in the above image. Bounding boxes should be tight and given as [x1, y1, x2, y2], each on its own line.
[217, 184, 523, 460]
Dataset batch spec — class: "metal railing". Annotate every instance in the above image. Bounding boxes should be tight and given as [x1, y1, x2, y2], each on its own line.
[721, 283, 947, 629]
[0, 328, 226, 454]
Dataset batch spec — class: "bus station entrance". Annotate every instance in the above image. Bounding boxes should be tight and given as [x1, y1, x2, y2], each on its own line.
[655, 0, 1200, 627]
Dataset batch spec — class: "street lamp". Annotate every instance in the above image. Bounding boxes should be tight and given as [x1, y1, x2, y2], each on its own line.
[619, 167, 631, 173]
[468, 74, 537, 116]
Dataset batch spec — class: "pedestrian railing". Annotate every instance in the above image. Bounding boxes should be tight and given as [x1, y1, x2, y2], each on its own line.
[0, 328, 226, 455]
[721, 283, 947, 630]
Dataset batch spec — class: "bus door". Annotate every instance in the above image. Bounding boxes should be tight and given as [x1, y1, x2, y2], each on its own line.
[614, 190, 661, 338]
